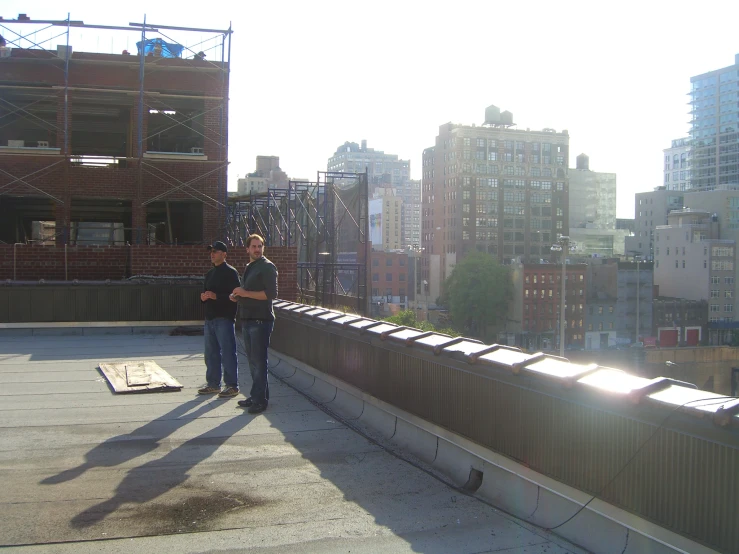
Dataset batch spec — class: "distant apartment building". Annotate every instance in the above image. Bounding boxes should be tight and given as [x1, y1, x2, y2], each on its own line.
[584, 259, 619, 349]
[508, 262, 586, 350]
[399, 179, 421, 249]
[624, 187, 683, 260]
[653, 209, 736, 343]
[684, 185, 739, 234]
[369, 192, 403, 251]
[617, 261, 653, 344]
[663, 138, 691, 191]
[569, 153, 616, 229]
[652, 297, 706, 347]
[327, 140, 410, 190]
[369, 250, 410, 317]
[690, 53, 739, 189]
[237, 155, 288, 195]
[422, 105, 569, 303]
[328, 140, 419, 250]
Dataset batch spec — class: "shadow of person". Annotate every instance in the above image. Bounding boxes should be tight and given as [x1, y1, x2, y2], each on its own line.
[70, 413, 253, 529]
[41, 396, 217, 485]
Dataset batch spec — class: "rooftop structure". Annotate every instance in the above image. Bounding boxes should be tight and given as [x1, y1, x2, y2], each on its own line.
[0, 16, 232, 246]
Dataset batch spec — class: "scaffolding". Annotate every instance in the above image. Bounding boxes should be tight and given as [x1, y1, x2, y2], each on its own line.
[0, 15, 232, 244]
[226, 171, 369, 314]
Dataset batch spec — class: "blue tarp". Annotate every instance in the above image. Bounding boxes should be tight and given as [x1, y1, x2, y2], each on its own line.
[136, 38, 184, 58]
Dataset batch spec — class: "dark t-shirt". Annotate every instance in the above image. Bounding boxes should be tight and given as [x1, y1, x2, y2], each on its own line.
[203, 262, 241, 320]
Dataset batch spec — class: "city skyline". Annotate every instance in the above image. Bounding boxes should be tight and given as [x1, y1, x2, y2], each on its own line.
[3, 0, 739, 218]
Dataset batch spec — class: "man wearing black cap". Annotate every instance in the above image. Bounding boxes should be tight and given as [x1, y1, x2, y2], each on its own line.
[198, 241, 241, 398]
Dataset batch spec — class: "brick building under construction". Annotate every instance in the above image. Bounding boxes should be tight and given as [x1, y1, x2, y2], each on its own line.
[1, 17, 230, 249]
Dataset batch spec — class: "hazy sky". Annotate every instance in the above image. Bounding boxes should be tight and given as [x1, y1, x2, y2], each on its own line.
[3, 1, 739, 217]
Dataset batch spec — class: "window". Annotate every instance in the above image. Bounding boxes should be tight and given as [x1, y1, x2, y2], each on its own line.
[386, 273, 392, 281]
[372, 273, 379, 282]
[726, 304, 734, 313]
[372, 258, 379, 267]
[386, 258, 393, 266]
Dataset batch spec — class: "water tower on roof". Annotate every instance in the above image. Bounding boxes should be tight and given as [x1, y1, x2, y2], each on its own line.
[576, 153, 590, 170]
[483, 105, 515, 127]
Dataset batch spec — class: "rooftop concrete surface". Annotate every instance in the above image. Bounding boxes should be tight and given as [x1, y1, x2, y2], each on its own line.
[0, 330, 587, 553]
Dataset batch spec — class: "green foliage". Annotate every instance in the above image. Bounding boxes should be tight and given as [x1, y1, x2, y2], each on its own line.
[382, 309, 459, 336]
[441, 252, 513, 339]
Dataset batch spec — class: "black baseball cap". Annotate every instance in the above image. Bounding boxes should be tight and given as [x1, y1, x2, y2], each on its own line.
[208, 241, 228, 253]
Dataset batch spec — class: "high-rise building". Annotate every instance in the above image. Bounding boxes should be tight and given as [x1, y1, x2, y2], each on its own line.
[663, 138, 691, 191]
[369, 191, 403, 251]
[569, 154, 616, 230]
[653, 208, 735, 344]
[624, 187, 683, 260]
[689, 53, 739, 189]
[236, 155, 289, 195]
[421, 105, 569, 302]
[398, 179, 421, 249]
[327, 140, 419, 250]
[327, 140, 410, 190]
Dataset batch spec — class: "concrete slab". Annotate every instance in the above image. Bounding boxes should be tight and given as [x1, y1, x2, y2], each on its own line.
[0, 333, 586, 554]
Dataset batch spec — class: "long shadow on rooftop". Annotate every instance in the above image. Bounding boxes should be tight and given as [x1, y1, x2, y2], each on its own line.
[68, 413, 254, 530]
[41, 396, 218, 485]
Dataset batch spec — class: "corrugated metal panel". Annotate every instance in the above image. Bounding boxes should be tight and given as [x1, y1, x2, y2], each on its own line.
[96, 288, 120, 321]
[53, 288, 76, 321]
[119, 288, 141, 320]
[74, 288, 98, 321]
[8, 289, 31, 322]
[273, 313, 739, 554]
[0, 284, 204, 323]
[0, 290, 8, 322]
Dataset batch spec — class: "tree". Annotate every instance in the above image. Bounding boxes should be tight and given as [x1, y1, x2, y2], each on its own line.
[441, 252, 513, 339]
[383, 309, 459, 336]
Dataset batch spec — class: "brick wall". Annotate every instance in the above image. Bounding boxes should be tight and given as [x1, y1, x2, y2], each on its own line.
[0, 244, 297, 301]
[2, 50, 228, 245]
[1, 157, 226, 242]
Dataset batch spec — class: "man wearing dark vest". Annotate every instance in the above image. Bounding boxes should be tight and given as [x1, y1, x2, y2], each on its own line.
[198, 241, 241, 398]
[230, 234, 278, 414]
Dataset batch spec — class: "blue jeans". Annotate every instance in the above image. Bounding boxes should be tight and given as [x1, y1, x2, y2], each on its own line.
[204, 318, 238, 388]
[241, 320, 274, 406]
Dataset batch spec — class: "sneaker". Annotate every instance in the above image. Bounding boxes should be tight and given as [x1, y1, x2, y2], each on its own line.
[198, 385, 220, 395]
[247, 403, 267, 414]
[237, 397, 254, 408]
[218, 386, 239, 398]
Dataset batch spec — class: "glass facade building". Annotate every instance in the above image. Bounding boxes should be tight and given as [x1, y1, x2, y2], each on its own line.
[690, 54, 739, 189]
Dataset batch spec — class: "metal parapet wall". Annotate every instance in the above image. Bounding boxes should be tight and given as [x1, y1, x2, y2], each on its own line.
[0, 283, 204, 323]
[270, 301, 739, 554]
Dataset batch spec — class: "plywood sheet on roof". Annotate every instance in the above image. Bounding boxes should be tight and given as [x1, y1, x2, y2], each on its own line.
[98, 360, 182, 393]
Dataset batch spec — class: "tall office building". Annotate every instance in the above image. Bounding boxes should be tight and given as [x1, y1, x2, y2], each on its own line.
[327, 140, 410, 190]
[624, 188, 683, 260]
[663, 138, 691, 191]
[398, 179, 421, 249]
[690, 53, 739, 189]
[327, 140, 419, 250]
[421, 105, 569, 302]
